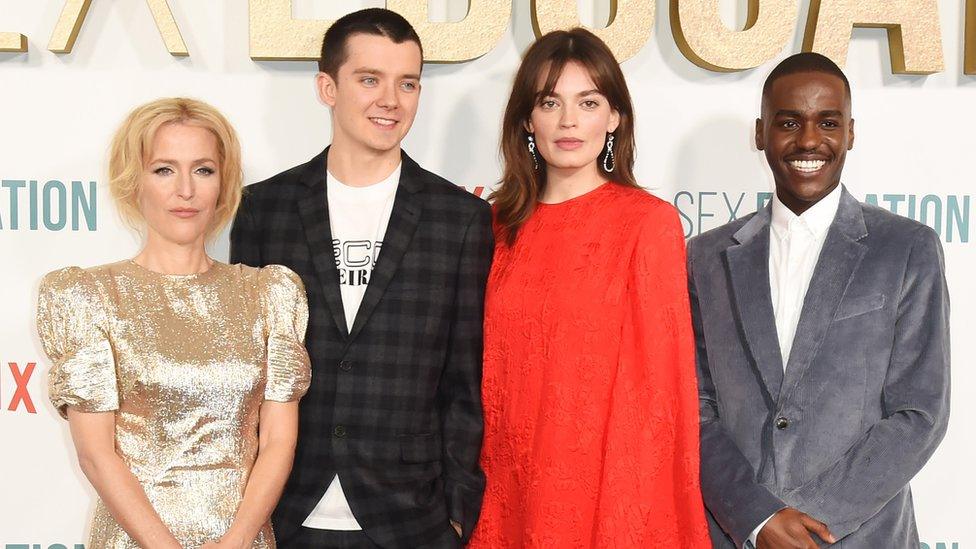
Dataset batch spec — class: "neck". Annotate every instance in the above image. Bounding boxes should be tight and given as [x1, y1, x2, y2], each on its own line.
[134, 232, 211, 275]
[775, 181, 840, 216]
[327, 135, 401, 187]
[540, 163, 609, 204]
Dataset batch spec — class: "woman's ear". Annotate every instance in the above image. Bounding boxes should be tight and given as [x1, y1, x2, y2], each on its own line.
[608, 109, 620, 133]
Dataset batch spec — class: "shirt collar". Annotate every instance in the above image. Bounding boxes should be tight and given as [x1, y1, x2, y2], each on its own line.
[770, 183, 843, 239]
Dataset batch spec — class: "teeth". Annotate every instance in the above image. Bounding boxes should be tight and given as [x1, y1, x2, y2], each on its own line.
[789, 159, 826, 172]
[371, 118, 395, 126]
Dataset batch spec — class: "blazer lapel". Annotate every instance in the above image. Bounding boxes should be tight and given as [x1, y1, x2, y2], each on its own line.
[296, 147, 349, 339]
[725, 206, 785, 400]
[778, 187, 868, 402]
[346, 152, 424, 342]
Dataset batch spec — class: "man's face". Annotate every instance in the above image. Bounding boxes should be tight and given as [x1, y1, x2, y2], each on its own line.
[317, 33, 422, 155]
[756, 71, 854, 215]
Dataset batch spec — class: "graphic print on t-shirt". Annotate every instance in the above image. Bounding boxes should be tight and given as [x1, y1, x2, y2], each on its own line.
[333, 238, 383, 287]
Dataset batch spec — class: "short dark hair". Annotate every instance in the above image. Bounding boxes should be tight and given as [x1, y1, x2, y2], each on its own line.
[762, 52, 851, 106]
[318, 8, 423, 77]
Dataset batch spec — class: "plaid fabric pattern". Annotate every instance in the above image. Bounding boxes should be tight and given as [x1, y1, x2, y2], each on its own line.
[231, 149, 491, 549]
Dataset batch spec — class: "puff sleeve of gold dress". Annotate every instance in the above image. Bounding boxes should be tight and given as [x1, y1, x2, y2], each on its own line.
[35, 260, 311, 548]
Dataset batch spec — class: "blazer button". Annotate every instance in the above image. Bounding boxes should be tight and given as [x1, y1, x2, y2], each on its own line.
[775, 417, 789, 430]
[333, 425, 347, 438]
[339, 360, 352, 372]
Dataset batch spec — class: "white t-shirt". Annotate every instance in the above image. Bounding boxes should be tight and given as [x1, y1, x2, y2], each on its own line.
[302, 164, 400, 531]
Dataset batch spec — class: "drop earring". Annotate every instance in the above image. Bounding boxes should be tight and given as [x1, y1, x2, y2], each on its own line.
[602, 133, 615, 173]
[528, 134, 540, 171]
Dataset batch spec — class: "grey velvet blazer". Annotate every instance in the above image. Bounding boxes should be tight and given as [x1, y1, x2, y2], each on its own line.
[687, 186, 950, 548]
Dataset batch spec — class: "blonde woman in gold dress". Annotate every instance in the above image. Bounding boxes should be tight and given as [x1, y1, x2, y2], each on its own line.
[35, 98, 311, 548]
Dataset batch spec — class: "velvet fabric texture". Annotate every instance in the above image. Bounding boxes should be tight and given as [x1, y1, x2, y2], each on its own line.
[688, 187, 950, 548]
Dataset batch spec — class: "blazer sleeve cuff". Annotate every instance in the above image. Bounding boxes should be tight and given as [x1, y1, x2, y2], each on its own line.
[725, 487, 787, 548]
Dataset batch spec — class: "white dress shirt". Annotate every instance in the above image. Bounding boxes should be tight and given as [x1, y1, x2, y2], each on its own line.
[746, 184, 842, 548]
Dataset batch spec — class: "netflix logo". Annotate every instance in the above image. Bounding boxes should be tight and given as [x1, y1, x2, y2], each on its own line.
[1, 361, 39, 414]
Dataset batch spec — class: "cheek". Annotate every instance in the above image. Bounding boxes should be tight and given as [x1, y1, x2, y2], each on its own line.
[138, 179, 168, 213]
[199, 178, 222, 210]
[529, 113, 554, 139]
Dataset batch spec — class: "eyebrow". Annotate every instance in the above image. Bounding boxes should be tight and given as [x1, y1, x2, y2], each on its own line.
[541, 89, 603, 99]
[352, 67, 421, 80]
[150, 158, 217, 165]
[774, 109, 844, 117]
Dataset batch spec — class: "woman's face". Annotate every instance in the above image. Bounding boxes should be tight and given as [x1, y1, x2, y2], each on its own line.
[527, 61, 620, 173]
[139, 122, 221, 247]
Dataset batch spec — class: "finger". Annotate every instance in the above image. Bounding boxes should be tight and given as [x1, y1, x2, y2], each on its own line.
[793, 529, 819, 549]
[801, 514, 837, 544]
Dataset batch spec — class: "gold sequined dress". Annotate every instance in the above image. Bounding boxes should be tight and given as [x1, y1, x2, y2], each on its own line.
[36, 260, 311, 549]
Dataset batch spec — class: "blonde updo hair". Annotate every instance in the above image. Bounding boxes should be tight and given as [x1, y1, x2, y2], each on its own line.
[108, 97, 243, 239]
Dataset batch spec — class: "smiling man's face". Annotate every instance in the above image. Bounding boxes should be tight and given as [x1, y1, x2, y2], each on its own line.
[756, 71, 855, 215]
[317, 33, 423, 156]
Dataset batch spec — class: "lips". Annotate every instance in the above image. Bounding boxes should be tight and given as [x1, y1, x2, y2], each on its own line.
[786, 158, 828, 174]
[555, 138, 584, 151]
[369, 117, 398, 128]
[169, 208, 200, 218]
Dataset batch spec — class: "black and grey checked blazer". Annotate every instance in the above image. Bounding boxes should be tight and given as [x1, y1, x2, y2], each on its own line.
[230, 148, 492, 549]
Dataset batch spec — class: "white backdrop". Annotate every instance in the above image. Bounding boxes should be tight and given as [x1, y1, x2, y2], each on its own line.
[1, 1, 973, 547]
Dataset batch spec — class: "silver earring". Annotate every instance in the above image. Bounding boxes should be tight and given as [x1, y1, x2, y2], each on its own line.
[602, 133, 615, 173]
[528, 134, 539, 171]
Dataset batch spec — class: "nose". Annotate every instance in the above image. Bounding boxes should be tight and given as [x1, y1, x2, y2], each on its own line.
[377, 81, 399, 110]
[797, 122, 820, 151]
[176, 172, 195, 200]
[559, 104, 577, 128]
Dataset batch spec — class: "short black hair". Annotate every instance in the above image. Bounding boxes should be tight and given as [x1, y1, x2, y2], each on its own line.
[762, 52, 851, 106]
[318, 8, 423, 77]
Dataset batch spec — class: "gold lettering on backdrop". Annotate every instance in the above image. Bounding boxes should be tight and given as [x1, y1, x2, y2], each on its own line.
[48, 0, 188, 55]
[388, 0, 511, 62]
[531, 0, 655, 62]
[48, 0, 92, 53]
[0, 33, 28, 53]
[966, 0, 976, 74]
[249, 0, 332, 61]
[802, 0, 944, 74]
[671, 0, 798, 71]
[147, 0, 189, 56]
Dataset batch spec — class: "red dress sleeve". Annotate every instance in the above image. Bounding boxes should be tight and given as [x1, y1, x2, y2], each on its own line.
[593, 202, 712, 547]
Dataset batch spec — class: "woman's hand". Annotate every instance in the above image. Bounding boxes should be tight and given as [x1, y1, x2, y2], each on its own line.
[200, 535, 249, 549]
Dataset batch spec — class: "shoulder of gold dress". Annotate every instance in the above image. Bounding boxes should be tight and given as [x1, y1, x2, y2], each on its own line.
[258, 264, 305, 293]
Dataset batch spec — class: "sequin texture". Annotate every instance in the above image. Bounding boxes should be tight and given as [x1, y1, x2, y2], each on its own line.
[36, 260, 311, 548]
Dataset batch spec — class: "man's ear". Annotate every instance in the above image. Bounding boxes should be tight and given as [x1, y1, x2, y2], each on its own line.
[316, 72, 337, 107]
[848, 118, 855, 151]
[755, 118, 765, 151]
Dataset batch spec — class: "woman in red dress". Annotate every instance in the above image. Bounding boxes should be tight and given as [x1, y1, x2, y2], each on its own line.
[470, 28, 710, 548]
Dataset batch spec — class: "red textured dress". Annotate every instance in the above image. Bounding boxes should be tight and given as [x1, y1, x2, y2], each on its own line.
[470, 183, 710, 548]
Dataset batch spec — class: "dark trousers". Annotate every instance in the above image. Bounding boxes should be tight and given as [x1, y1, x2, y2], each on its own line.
[283, 527, 381, 549]
[280, 526, 462, 549]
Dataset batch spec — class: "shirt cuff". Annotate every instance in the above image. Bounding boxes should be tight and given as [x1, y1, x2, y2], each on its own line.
[746, 513, 776, 549]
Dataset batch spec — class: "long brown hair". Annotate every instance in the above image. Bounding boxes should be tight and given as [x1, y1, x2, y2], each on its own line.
[492, 28, 639, 245]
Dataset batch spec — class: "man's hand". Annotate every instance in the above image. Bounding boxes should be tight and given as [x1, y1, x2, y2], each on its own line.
[757, 508, 837, 548]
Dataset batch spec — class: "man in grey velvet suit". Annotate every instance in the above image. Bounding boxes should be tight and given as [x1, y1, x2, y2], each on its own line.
[688, 53, 950, 549]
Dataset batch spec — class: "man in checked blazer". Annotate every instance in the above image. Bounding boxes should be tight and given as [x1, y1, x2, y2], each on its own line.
[230, 9, 491, 548]
[689, 53, 950, 548]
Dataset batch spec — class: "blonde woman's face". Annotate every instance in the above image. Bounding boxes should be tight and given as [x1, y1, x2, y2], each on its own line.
[139, 123, 221, 247]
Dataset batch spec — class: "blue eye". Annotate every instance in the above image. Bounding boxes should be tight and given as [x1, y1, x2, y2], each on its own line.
[362, 77, 378, 86]
[153, 166, 173, 176]
[196, 167, 216, 176]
